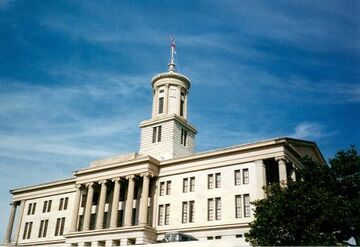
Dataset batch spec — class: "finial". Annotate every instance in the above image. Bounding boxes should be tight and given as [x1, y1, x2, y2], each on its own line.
[168, 36, 176, 72]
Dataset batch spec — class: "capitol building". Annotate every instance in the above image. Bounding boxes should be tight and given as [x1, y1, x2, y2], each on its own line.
[2, 44, 325, 247]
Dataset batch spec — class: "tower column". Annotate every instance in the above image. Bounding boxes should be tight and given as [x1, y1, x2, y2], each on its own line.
[70, 184, 82, 232]
[95, 180, 108, 229]
[4, 202, 18, 244]
[83, 182, 94, 231]
[276, 156, 288, 186]
[164, 83, 170, 114]
[138, 172, 152, 225]
[152, 89, 159, 118]
[184, 91, 188, 119]
[124, 175, 135, 226]
[110, 177, 121, 228]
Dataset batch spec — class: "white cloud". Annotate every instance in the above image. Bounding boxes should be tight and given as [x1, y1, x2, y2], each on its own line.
[290, 122, 335, 140]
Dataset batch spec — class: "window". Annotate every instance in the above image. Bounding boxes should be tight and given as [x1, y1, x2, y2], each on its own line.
[55, 217, 66, 236]
[64, 198, 68, 210]
[207, 236, 214, 240]
[182, 202, 188, 223]
[235, 195, 242, 218]
[27, 203, 36, 215]
[59, 198, 64, 211]
[183, 178, 188, 193]
[244, 194, 251, 217]
[158, 97, 164, 114]
[38, 219, 48, 238]
[215, 197, 221, 220]
[158, 205, 164, 226]
[215, 173, 221, 188]
[208, 199, 214, 221]
[243, 169, 249, 184]
[236, 234, 243, 238]
[181, 129, 187, 146]
[59, 197, 69, 211]
[166, 181, 171, 195]
[208, 174, 214, 189]
[165, 204, 170, 225]
[189, 201, 195, 223]
[159, 182, 165, 196]
[152, 126, 162, 143]
[215, 236, 222, 240]
[190, 177, 195, 192]
[23, 222, 33, 239]
[234, 170, 241, 185]
[42, 200, 51, 213]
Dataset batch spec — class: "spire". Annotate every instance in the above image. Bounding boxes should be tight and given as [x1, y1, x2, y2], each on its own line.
[168, 36, 176, 72]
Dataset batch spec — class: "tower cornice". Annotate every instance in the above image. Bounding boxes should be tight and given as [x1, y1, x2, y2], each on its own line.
[151, 71, 190, 89]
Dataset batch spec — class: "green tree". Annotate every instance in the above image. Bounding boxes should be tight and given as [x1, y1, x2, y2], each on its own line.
[245, 146, 360, 246]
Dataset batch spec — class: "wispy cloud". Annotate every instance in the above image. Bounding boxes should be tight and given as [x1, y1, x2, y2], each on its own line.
[290, 122, 336, 140]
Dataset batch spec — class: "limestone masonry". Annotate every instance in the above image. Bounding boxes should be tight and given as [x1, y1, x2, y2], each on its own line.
[3, 44, 325, 247]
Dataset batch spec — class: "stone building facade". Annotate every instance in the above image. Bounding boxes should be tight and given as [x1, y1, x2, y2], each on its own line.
[2, 46, 325, 247]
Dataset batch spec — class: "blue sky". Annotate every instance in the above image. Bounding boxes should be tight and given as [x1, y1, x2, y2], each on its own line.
[0, 0, 359, 240]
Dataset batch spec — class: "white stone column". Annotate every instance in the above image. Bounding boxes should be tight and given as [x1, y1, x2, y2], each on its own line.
[96, 180, 108, 230]
[70, 184, 82, 232]
[184, 90, 188, 119]
[276, 156, 288, 186]
[4, 202, 18, 243]
[152, 89, 159, 117]
[254, 160, 266, 199]
[110, 177, 121, 228]
[291, 165, 296, 181]
[164, 83, 170, 114]
[138, 172, 152, 225]
[177, 86, 182, 116]
[83, 182, 94, 231]
[124, 175, 135, 226]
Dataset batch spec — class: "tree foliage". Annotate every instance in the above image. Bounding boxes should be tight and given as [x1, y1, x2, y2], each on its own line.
[245, 146, 360, 246]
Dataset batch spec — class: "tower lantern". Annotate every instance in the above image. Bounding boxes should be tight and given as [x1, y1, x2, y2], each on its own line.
[139, 38, 197, 160]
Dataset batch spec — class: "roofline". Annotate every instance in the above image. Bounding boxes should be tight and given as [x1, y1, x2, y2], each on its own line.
[161, 136, 325, 165]
[10, 177, 76, 195]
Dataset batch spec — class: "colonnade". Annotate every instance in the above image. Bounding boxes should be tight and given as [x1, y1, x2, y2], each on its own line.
[70, 172, 153, 232]
[276, 156, 296, 185]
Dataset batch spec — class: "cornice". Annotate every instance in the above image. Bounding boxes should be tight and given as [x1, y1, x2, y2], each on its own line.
[139, 114, 197, 133]
[10, 177, 76, 195]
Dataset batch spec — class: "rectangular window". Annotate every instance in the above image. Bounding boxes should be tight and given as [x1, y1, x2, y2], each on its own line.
[159, 182, 165, 196]
[165, 204, 170, 225]
[208, 174, 214, 189]
[181, 129, 187, 146]
[158, 205, 164, 226]
[166, 181, 171, 195]
[27, 222, 33, 239]
[183, 178, 188, 193]
[152, 126, 162, 143]
[215, 197, 221, 220]
[38, 220, 44, 238]
[215, 173, 221, 188]
[189, 201, 195, 223]
[55, 218, 61, 236]
[59, 198, 64, 211]
[243, 169, 249, 184]
[244, 194, 251, 217]
[47, 200, 52, 212]
[208, 199, 214, 221]
[158, 97, 164, 114]
[190, 177, 195, 192]
[43, 219, 48, 237]
[23, 222, 29, 239]
[64, 198, 68, 210]
[27, 204, 32, 215]
[182, 202, 188, 223]
[42, 201, 48, 213]
[31, 203, 36, 215]
[234, 170, 241, 186]
[235, 195, 242, 218]
[60, 217, 65, 235]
